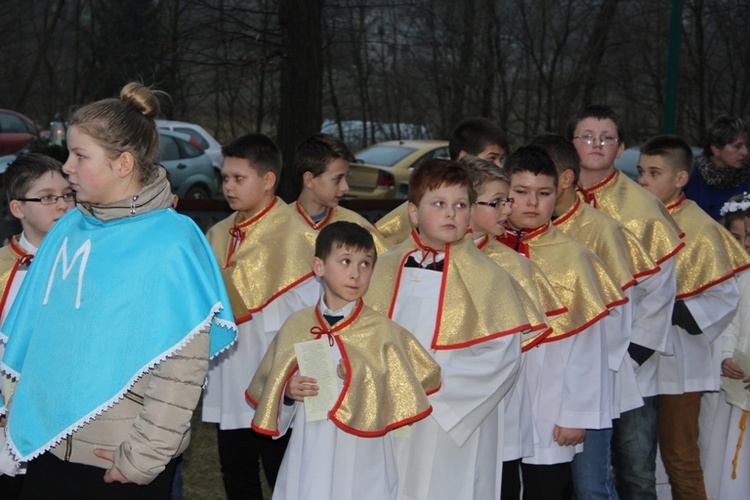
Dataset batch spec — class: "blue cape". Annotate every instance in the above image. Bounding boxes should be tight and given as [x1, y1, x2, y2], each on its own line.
[0, 207, 236, 460]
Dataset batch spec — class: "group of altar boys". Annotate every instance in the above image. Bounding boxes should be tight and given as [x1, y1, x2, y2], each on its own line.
[199, 104, 750, 500]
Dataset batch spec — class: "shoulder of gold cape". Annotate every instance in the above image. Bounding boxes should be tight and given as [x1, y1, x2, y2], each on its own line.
[481, 237, 566, 316]
[669, 198, 750, 298]
[580, 170, 683, 263]
[526, 225, 626, 341]
[368, 233, 545, 349]
[374, 202, 412, 246]
[249, 303, 439, 436]
[210, 201, 317, 313]
[555, 199, 658, 288]
[330, 206, 392, 253]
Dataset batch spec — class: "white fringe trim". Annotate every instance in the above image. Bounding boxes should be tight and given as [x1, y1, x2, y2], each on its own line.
[5, 301, 236, 462]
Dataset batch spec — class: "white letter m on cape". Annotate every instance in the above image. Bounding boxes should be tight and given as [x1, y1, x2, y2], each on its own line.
[43, 237, 91, 309]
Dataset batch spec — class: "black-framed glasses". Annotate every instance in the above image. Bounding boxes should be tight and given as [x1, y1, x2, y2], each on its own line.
[573, 135, 620, 146]
[17, 193, 76, 205]
[474, 197, 514, 209]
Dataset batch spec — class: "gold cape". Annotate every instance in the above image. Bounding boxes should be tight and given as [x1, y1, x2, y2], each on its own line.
[499, 223, 627, 342]
[577, 169, 684, 264]
[246, 300, 441, 437]
[365, 231, 549, 349]
[206, 197, 317, 323]
[293, 200, 391, 254]
[0, 237, 31, 316]
[374, 202, 412, 246]
[476, 235, 566, 350]
[667, 195, 750, 299]
[554, 197, 659, 290]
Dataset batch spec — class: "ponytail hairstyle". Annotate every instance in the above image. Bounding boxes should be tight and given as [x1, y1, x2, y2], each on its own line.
[70, 82, 163, 185]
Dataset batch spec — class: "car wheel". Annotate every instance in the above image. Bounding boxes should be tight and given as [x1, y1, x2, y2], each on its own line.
[184, 185, 211, 200]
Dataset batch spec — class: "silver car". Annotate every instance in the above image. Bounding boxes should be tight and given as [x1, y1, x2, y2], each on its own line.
[159, 129, 219, 200]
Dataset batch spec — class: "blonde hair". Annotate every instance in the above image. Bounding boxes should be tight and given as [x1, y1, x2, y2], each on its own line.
[459, 154, 509, 194]
[70, 82, 162, 185]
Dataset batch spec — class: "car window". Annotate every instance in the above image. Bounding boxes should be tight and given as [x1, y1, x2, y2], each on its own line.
[355, 145, 418, 167]
[160, 135, 181, 161]
[175, 127, 209, 149]
[0, 112, 30, 134]
[178, 137, 203, 159]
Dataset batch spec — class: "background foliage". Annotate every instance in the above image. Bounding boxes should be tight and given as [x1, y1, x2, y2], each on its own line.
[1, 0, 747, 183]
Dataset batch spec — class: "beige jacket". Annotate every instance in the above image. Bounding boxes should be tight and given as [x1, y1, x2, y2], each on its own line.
[5, 170, 212, 485]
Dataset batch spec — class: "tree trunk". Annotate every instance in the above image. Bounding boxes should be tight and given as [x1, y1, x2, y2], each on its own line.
[276, 0, 324, 201]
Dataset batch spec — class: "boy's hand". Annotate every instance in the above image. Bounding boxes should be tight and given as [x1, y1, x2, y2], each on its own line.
[336, 359, 347, 380]
[93, 448, 130, 484]
[285, 376, 318, 401]
[553, 426, 585, 446]
[722, 358, 746, 380]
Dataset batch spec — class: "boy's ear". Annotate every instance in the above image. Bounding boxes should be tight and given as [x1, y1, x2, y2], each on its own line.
[559, 169, 575, 190]
[615, 141, 625, 160]
[9, 199, 25, 220]
[407, 202, 419, 228]
[263, 171, 276, 191]
[312, 256, 325, 278]
[302, 171, 315, 189]
[675, 169, 689, 190]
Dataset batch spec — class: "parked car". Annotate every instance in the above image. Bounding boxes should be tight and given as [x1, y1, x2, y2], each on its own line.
[346, 140, 450, 199]
[156, 120, 223, 168]
[615, 145, 703, 181]
[0, 109, 40, 155]
[159, 130, 219, 200]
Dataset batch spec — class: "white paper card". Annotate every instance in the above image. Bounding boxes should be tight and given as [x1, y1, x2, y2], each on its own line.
[294, 337, 339, 422]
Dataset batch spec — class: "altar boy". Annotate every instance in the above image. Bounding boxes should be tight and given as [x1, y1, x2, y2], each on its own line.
[247, 222, 440, 499]
[366, 158, 547, 499]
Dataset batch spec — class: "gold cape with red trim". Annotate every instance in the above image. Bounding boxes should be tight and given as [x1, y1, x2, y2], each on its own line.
[577, 169, 683, 264]
[501, 223, 626, 342]
[667, 195, 750, 299]
[554, 198, 659, 290]
[365, 231, 548, 349]
[477, 235, 565, 350]
[293, 201, 391, 254]
[246, 300, 441, 437]
[0, 237, 29, 316]
[206, 197, 317, 323]
[374, 202, 412, 246]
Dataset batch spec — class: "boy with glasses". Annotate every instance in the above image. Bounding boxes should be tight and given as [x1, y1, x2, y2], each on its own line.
[0, 153, 74, 498]
[569, 105, 684, 500]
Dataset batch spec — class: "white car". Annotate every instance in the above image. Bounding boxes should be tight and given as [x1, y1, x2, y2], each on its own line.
[156, 120, 223, 169]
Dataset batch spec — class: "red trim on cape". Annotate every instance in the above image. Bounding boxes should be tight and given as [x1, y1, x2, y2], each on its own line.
[675, 262, 750, 300]
[656, 241, 684, 265]
[295, 200, 333, 230]
[0, 240, 31, 317]
[552, 197, 581, 226]
[234, 271, 316, 324]
[330, 405, 434, 438]
[224, 197, 278, 267]
[249, 363, 300, 437]
[542, 308, 612, 345]
[522, 326, 554, 352]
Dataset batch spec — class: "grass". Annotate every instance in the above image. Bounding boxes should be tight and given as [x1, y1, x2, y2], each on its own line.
[182, 401, 271, 499]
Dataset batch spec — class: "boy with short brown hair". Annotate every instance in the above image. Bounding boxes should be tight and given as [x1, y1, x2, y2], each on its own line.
[293, 133, 389, 253]
[638, 134, 750, 500]
[201, 133, 320, 499]
[247, 221, 440, 499]
[366, 158, 546, 499]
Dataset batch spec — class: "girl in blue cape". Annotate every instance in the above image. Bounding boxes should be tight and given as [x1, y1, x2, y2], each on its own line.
[0, 83, 236, 499]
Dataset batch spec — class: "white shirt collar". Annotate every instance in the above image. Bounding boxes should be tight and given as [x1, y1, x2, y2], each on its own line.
[318, 294, 356, 318]
[19, 232, 38, 255]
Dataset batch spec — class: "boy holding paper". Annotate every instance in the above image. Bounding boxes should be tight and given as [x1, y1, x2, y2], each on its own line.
[246, 221, 441, 500]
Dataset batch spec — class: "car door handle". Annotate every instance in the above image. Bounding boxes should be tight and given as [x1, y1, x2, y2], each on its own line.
[177, 163, 187, 169]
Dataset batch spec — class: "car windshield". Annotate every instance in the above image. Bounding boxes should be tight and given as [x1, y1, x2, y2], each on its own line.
[355, 145, 417, 167]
